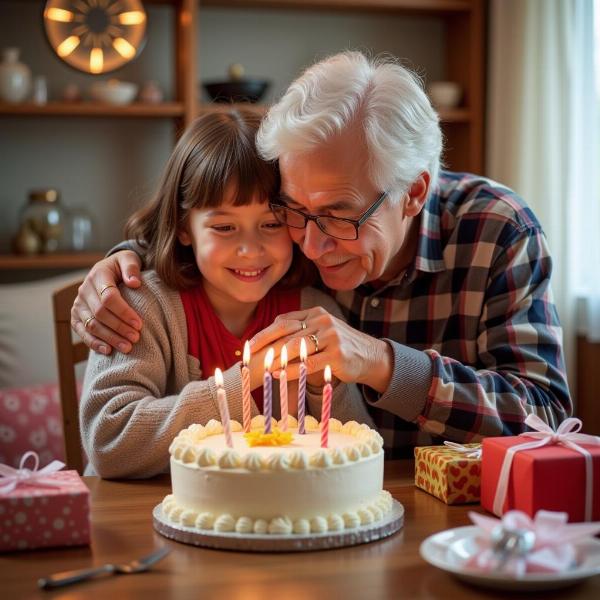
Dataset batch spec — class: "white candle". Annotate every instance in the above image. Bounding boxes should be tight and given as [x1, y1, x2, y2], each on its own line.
[279, 344, 288, 431]
[214, 368, 233, 448]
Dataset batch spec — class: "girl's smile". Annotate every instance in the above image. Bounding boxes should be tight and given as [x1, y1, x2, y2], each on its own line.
[228, 266, 271, 282]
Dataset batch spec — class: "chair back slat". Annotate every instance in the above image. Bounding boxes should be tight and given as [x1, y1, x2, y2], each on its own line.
[52, 280, 88, 474]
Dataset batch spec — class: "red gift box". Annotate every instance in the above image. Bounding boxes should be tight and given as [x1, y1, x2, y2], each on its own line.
[481, 436, 600, 522]
[0, 469, 90, 552]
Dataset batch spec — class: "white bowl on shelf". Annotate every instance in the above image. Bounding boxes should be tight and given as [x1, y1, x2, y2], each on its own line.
[427, 81, 462, 109]
[88, 79, 138, 105]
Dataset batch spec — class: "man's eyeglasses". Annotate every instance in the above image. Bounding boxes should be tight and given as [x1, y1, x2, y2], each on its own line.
[269, 190, 389, 241]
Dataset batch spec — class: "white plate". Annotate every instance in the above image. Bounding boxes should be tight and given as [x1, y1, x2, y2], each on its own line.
[420, 525, 600, 591]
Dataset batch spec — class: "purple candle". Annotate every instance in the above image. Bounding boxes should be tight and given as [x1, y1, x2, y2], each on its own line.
[263, 348, 274, 434]
[279, 344, 289, 431]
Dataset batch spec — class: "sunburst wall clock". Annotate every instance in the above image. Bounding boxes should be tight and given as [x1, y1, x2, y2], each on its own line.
[43, 0, 147, 75]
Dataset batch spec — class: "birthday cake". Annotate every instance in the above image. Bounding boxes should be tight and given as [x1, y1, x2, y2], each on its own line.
[161, 415, 392, 535]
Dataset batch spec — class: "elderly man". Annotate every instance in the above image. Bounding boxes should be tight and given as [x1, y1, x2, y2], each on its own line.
[72, 51, 571, 456]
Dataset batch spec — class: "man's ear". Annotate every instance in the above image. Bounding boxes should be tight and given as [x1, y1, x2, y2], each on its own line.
[404, 171, 431, 217]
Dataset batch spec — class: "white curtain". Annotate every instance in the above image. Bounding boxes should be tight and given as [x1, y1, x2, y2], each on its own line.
[487, 0, 600, 394]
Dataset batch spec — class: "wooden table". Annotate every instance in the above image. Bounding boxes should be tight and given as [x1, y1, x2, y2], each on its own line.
[1, 460, 598, 599]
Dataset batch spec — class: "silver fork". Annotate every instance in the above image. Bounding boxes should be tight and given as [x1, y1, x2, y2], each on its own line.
[38, 547, 171, 590]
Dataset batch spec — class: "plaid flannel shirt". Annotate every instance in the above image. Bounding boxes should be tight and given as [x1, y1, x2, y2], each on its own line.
[333, 171, 572, 458]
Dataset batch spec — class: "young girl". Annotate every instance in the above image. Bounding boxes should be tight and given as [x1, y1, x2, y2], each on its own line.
[81, 109, 372, 479]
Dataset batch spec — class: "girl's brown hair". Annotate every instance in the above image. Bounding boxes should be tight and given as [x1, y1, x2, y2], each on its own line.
[125, 108, 316, 290]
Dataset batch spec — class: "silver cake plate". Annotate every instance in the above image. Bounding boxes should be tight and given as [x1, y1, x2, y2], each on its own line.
[153, 500, 404, 552]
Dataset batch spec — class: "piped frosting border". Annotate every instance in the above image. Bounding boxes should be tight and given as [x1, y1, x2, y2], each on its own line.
[161, 489, 394, 535]
[168, 416, 385, 472]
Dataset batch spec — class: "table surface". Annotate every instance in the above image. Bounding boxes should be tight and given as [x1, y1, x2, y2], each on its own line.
[1, 460, 598, 599]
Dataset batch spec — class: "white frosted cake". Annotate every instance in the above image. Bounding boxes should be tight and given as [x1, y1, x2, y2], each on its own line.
[161, 415, 393, 536]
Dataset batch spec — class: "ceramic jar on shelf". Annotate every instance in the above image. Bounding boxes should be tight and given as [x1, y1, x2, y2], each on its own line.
[0, 47, 31, 103]
[17, 189, 66, 254]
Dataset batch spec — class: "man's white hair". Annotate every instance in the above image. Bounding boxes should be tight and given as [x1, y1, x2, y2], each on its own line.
[257, 51, 443, 197]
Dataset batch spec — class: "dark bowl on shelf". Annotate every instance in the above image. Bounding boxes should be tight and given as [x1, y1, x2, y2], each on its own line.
[202, 79, 270, 104]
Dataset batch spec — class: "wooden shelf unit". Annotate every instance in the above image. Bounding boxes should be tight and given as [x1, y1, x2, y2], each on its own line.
[2, 0, 485, 272]
[2, 0, 484, 166]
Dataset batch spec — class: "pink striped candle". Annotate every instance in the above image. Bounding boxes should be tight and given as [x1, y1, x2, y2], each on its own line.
[279, 344, 289, 431]
[241, 341, 252, 432]
[263, 348, 274, 434]
[298, 338, 307, 434]
[214, 368, 233, 448]
[321, 365, 332, 448]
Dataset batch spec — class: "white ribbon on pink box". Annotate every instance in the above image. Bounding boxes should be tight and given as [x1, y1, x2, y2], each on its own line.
[0, 451, 65, 495]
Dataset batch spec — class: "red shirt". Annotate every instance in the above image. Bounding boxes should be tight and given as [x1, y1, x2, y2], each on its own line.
[179, 284, 300, 411]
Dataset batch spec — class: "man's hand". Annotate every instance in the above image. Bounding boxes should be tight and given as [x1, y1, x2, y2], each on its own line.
[71, 251, 143, 354]
[249, 307, 394, 393]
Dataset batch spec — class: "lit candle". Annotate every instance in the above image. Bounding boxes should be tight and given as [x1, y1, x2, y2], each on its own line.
[298, 338, 307, 434]
[241, 341, 252, 433]
[214, 368, 233, 448]
[279, 344, 289, 431]
[321, 365, 332, 448]
[263, 348, 274, 434]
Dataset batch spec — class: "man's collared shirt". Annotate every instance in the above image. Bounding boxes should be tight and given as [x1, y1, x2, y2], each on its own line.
[334, 170, 571, 458]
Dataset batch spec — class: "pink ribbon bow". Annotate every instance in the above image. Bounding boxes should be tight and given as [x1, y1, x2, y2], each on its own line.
[443, 441, 482, 459]
[466, 509, 600, 576]
[492, 415, 600, 520]
[0, 451, 65, 495]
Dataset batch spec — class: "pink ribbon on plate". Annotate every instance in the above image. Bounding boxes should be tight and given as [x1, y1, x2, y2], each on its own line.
[443, 441, 482, 459]
[466, 509, 600, 576]
[0, 451, 65, 495]
[492, 415, 600, 520]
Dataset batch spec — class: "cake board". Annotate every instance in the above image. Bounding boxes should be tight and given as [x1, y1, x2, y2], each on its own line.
[153, 499, 404, 552]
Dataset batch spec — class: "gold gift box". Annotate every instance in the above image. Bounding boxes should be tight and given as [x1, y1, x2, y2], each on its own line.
[414, 444, 482, 505]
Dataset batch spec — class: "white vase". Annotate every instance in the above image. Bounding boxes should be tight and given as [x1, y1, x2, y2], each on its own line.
[0, 47, 32, 103]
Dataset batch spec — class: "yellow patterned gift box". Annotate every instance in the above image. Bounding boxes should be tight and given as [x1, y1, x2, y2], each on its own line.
[414, 443, 482, 505]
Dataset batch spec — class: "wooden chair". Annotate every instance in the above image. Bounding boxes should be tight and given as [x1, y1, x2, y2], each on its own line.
[52, 280, 88, 474]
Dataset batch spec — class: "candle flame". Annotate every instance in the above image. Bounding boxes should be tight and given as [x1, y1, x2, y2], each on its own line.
[214, 367, 224, 388]
[243, 340, 250, 366]
[324, 365, 332, 383]
[280, 344, 288, 369]
[300, 338, 307, 362]
[264, 348, 275, 371]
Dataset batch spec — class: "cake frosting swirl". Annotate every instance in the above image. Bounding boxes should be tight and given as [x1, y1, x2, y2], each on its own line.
[162, 416, 392, 535]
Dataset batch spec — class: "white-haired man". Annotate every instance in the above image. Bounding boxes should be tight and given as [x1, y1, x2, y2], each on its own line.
[72, 52, 571, 456]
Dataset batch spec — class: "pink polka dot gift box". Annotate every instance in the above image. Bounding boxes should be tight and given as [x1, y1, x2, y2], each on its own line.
[0, 452, 90, 552]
